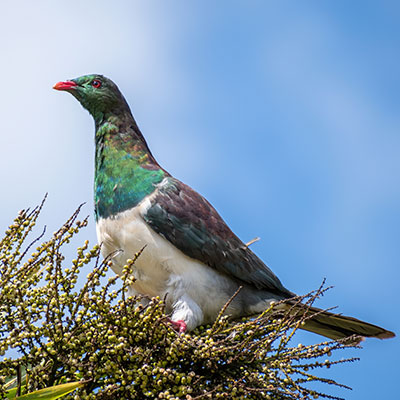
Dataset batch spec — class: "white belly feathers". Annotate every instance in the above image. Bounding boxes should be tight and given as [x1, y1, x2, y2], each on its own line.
[95, 195, 237, 330]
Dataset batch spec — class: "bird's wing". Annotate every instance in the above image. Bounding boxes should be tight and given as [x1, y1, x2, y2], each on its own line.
[142, 177, 292, 297]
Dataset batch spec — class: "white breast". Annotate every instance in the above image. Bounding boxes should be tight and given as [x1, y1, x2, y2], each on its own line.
[95, 197, 240, 330]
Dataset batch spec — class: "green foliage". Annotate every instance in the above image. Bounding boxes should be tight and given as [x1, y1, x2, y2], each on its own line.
[0, 200, 359, 399]
[5, 381, 85, 400]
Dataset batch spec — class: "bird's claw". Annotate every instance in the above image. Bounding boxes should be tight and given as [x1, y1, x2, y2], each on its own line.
[168, 318, 187, 333]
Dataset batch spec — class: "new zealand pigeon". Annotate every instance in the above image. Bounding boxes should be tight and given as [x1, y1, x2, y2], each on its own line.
[54, 75, 394, 341]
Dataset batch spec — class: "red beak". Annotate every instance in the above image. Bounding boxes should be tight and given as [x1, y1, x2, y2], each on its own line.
[53, 80, 78, 91]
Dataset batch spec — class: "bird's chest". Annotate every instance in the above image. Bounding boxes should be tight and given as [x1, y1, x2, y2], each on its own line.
[95, 200, 242, 323]
[95, 204, 179, 297]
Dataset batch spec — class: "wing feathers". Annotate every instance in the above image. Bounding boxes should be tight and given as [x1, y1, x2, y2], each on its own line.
[143, 177, 293, 297]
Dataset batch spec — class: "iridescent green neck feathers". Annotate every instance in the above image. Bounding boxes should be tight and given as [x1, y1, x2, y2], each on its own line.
[94, 115, 166, 219]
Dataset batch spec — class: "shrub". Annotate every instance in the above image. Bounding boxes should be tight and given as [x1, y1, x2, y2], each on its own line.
[0, 199, 358, 399]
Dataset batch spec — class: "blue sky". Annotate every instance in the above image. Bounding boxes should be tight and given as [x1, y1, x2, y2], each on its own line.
[0, 1, 398, 398]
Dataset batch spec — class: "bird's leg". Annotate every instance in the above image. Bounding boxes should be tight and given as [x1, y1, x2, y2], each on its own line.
[167, 293, 203, 332]
[165, 295, 203, 333]
[167, 318, 187, 333]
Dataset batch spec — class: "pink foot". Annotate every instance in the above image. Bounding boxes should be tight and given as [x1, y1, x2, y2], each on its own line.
[168, 318, 187, 333]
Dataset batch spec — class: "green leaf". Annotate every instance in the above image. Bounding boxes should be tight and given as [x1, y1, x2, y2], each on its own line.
[5, 387, 18, 399]
[7, 381, 85, 400]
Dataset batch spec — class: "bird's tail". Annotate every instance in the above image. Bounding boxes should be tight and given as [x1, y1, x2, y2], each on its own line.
[282, 302, 395, 343]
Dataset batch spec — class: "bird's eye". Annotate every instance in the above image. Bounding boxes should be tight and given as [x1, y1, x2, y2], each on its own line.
[91, 80, 102, 88]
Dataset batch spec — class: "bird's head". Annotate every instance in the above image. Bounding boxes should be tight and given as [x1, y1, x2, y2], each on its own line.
[53, 74, 129, 123]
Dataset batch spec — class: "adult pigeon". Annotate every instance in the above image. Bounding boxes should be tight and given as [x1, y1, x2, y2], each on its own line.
[54, 74, 395, 341]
